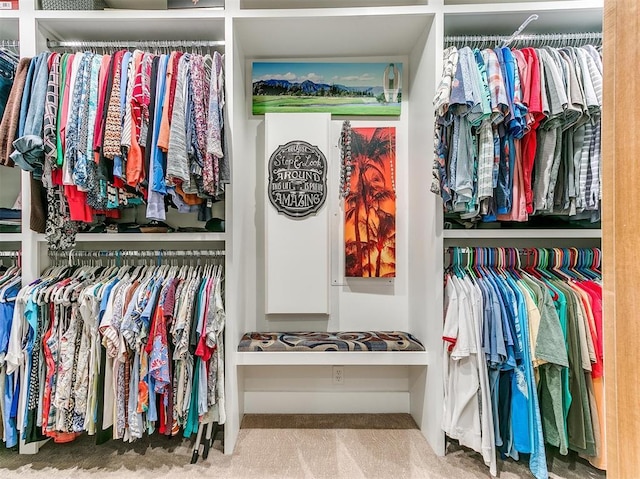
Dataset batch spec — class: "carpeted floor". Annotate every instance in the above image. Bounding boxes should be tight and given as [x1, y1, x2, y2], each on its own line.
[0, 414, 606, 479]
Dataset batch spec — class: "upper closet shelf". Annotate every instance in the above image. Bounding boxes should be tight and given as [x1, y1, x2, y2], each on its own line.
[443, 0, 603, 14]
[235, 13, 433, 58]
[35, 233, 227, 243]
[36, 11, 225, 43]
[443, 229, 602, 239]
[0, 10, 19, 20]
[443, 2, 603, 36]
[0, 233, 21, 243]
[240, 0, 429, 9]
[35, 8, 225, 19]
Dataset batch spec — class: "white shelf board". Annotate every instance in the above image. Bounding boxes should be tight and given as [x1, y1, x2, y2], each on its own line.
[443, 229, 602, 239]
[443, 0, 603, 13]
[0, 233, 21, 242]
[35, 8, 225, 19]
[443, 2, 603, 36]
[0, 10, 19, 20]
[236, 350, 430, 366]
[445, 0, 596, 4]
[36, 10, 225, 42]
[241, 0, 428, 8]
[235, 12, 434, 57]
[35, 232, 226, 243]
[105, 0, 168, 8]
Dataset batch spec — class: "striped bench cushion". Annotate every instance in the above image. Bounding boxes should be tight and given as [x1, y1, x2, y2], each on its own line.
[238, 331, 425, 352]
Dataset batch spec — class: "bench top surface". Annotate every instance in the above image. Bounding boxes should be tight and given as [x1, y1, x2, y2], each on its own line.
[238, 331, 425, 352]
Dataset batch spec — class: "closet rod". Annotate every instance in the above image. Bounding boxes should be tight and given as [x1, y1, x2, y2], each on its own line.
[0, 250, 20, 257]
[444, 31, 602, 47]
[46, 39, 225, 49]
[0, 40, 19, 48]
[445, 247, 601, 254]
[47, 249, 225, 259]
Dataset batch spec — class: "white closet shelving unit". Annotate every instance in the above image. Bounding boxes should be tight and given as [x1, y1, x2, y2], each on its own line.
[1, 0, 603, 460]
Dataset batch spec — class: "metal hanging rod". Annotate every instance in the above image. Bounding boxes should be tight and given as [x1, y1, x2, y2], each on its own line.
[46, 39, 225, 49]
[444, 31, 602, 48]
[445, 247, 601, 253]
[0, 250, 20, 257]
[446, 247, 528, 254]
[444, 246, 602, 255]
[48, 249, 225, 260]
[0, 40, 19, 48]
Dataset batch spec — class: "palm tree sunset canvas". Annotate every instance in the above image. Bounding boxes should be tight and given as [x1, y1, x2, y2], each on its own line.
[344, 127, 396, 278]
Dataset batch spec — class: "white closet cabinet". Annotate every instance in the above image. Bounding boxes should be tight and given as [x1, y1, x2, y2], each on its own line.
[1, 0, 603, 460]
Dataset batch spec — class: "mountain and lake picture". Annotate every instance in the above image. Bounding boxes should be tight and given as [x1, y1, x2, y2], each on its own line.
[252, 62, 403, 116]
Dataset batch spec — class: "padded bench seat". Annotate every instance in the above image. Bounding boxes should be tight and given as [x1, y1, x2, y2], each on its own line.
[237, 331, 425, 352]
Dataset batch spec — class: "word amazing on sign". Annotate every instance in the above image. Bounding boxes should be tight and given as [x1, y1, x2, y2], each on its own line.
[268, 141, 328, 219]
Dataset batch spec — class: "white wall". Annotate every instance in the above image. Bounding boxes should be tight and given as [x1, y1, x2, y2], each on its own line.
[0, 168, 20, 209]
[244, 365, 411, 414]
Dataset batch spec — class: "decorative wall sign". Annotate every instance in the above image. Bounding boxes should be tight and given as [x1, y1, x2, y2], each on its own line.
[252, 62, 402, 116]
[268, 140, 328, 219]
[343, 127, 396, 278]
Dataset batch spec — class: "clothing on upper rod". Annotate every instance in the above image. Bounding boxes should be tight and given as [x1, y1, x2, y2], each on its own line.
[0, 251, 225, 449]
[431, 36, 602, 228]
[0, 44, 229, 250]
[0, 43, 19, 126]
[443, 248, 605, 479]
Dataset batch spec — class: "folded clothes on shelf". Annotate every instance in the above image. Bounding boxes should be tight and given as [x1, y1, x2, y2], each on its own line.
[80, 221, 176, 234]
[0, 208, 21, 220]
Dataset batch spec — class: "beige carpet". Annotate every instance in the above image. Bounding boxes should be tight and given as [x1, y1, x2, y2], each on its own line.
[0, 414, 606, 479]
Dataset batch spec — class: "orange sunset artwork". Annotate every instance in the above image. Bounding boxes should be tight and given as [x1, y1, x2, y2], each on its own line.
[344, 127, 396, 278]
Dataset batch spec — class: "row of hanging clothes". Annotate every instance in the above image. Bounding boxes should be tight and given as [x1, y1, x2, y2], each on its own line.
[442, 246, 604, 479]
[0, 41, 22, 234]
[431, 32, 602, 227]
[0, 249, 226, 452]
[0, 250, 22, 448]
[0, 41, 19, 126]
[0, 40, 229, 250]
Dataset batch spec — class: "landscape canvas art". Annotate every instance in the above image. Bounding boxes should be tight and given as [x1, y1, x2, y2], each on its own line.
[252, 62, 402, 116]
[344, 127, 396, 278]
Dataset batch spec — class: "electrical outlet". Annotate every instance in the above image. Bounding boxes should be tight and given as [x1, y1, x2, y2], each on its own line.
[332, 365, 344, 385]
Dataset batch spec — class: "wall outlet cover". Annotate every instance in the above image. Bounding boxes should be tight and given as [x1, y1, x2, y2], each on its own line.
[332, 366, 344, 385]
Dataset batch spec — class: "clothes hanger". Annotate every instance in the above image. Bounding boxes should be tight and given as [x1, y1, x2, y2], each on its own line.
[549, 248, 573, 282]
[478, 247, 490, 277]
[534, 248, 551, 279]
[0, 270, 21, 303]
[592, 248, 602, 277]
[498, 247, 509, 277]
[505, 247, 522, 279]
[451, 247, 463, 278]
[0, 262, 19, 290]
[571, 247, 593, 280]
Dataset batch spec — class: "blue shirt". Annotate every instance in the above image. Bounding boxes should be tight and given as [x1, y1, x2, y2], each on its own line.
[509, 276, 549, 479]
[0, 283, 20, 358]
[1, 292, 18, 448]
